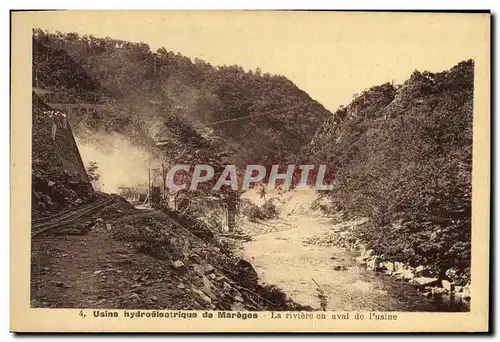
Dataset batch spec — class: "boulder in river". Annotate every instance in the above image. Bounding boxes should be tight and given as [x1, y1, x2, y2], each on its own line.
[394, 261, 404, 272]
[411, 277, 439, 287]
[403, 270, 415, 280]
[415, 265, 425, 274]
[414, 265, 433, 277]
[393, 268, 415, 281]
[431, 287, 448, 296]
[381, 261, 395, 273]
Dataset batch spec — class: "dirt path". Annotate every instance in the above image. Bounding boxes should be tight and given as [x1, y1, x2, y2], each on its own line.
[30, 208, 295, 311]
[30, 211, 208, 310]
[241, 214, 467, 312]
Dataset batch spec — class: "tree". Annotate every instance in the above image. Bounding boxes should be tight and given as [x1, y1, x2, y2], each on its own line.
[86, 161, 100, 182]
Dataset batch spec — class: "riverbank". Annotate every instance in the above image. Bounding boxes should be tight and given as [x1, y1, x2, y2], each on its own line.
[238, 212, 468, 312]
[301, 215, 471, 306]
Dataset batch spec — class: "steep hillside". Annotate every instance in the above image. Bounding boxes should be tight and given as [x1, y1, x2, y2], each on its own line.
[32, 37, 109, 103]
[303, 60, 474, 282]
[32, 29, 331, 166]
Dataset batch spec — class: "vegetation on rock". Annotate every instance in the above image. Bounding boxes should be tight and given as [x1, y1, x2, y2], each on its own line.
[302, 60, 473, 280]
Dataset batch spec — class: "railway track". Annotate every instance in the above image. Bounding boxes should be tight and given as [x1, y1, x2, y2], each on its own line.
[31, 197, 116, 238]
[32, 202, 88, 225]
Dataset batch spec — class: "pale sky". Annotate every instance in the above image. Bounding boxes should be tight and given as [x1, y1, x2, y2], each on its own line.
[21, 11, 490, 112]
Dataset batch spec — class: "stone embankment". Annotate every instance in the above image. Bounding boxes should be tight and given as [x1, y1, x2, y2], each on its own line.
[354, 248, 470, 301]
[303, 218, 471, 303]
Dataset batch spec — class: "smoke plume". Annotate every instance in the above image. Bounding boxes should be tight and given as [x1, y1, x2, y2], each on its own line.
[75, 131, 161, 194]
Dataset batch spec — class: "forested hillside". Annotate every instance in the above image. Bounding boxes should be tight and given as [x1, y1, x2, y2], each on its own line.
[32, 29, 330, 166]
[303, 60, 474, 281]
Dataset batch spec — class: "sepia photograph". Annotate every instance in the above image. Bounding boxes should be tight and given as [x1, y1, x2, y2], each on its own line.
[10, 10, 491, 332]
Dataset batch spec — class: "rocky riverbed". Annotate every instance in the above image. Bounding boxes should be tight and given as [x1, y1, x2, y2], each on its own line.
[241, 214, 469, 312]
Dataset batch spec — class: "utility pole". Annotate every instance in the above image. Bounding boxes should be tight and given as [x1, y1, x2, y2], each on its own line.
[226, 192, 237, 232]
[148, 168, 151, 207]
[161, 163, 167, 209]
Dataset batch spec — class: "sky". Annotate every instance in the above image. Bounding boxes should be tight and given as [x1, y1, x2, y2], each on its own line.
[21, 11, 490, 112]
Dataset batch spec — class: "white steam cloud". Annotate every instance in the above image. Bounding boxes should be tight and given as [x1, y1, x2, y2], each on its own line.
[75, 132, 161, 194]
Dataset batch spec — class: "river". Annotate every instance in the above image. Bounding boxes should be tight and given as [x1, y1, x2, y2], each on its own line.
[241, 214, 469, 312]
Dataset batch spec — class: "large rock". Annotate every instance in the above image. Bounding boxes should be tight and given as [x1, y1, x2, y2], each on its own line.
[394, 261, 404, 272]
[201, 276, 217, 300]
[415, 265, 425, 274]
[411, 277, 439, 287]
[394, 268, 415, 280]
[431, 287, 448, 296]
[193, 264, 205, 277]
[192, 263, 215, 276]
[403, 270, 415, 280]
[192, 229, 214, 241]
[192, 287, 212, 304]
[203, 264, 215, 274]
[381, 261, 395, 273]
[171, 260, 187, 275]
